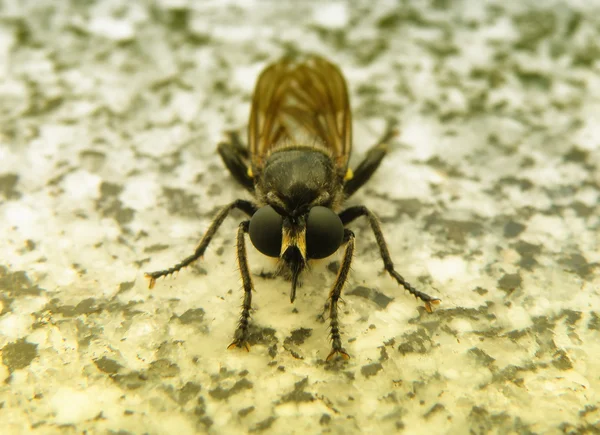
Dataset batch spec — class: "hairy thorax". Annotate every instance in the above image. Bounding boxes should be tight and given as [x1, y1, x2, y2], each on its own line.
[254, 147, 345, 214]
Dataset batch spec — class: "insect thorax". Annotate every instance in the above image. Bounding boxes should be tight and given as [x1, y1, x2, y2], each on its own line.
[255, 148, 345, 214]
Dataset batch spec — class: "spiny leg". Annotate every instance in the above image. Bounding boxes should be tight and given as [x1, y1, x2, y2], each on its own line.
[145, 199, 257, 288]
[227, 220, 254, 351]
[217, 133, 254, 192]
[326, 229, 355, 362]
[338, 206, 440, 312]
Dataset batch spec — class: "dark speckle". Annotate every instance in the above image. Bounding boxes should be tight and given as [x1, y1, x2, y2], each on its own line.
[372, 291, 394, 309]
[469, 406, 492, 432]
[552, 349, 573, 370]
[443, 220, 483, 244]
[208, 183, 222, 196]
[468, 347, 495, 367]
[96, 182, 135, 226]
[247, 326, 278, 348]
[497, 273, 522, 293]
[473, 287, 488, 295]
[424, 403, 445, 419]
[178, 382, 202, 405]
[361, 362, 383, 378]
[268, 344, 278, 358]
[563, 147, 588, 163]
[45, 298, 103, 317]
[73, 298, 101, 315]
[560, 310, 582, 326]
[94, 356, 123, 374]
[0, 173, 21, 199]
[514, 241, 541, 270]
[284, 328, 312, 346]
[346, 286, 393, 309]
[559, 253, 597, 279]
[579, 405, 598, 418]
[162, 187, 199, 218]
[195, 396, 206, 416]
[398, 328, 432, 355]
[2, 339, 38, 372]
[209, 378, 253, 400]
[571, 201, 595, 217]
[379, 346, 389, 362]
[424, 214, 484, 245]
[112, 371, 147, 390]
[79, 150, 106, 172]
[177, 308, 205, 325]
[503, 221, 526, 238]
[250, 416, 277, 433]
[425, 156, 464, 177]
[492, 363, 536, 385]
[588, 312, 600, 331]
[281, 377, 314, 403]
[320, 413, 331, 425]
[238, 406, 255, 417]
[195, 397, 213, 428]
[520, 156, 535, 168]
[148, 359, 180, 378]
[144, 244, 170, 253]
[118, 281, 135, 293]
[498, 176, 534, 191]
[347, 286, 369, 298]
[0, 267, 44, 297]
[395, 198, 423, 218]
[327, 261, 340, 274]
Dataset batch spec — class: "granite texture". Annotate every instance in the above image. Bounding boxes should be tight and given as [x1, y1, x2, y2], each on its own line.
[0, 0, 599, 434]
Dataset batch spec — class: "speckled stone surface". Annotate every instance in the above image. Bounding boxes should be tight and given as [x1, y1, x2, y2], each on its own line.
[1, 1, 599, 434]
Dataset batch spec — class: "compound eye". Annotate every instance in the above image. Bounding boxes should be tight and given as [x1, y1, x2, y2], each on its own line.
[249, 206, 283, 257]
[306, 206, 344, 259]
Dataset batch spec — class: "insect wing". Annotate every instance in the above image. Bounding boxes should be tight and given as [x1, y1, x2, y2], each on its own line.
[248, 55, 352, 169]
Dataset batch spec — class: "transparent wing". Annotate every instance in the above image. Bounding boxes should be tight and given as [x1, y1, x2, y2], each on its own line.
[248, 55, 352, 169]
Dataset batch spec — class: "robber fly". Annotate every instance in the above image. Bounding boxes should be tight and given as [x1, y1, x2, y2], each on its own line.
[145, 55, 440, 361]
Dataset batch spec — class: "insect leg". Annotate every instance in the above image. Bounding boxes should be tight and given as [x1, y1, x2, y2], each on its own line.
[326, 229, 355, 362]
[217, 132, 254, 192]
[145, 199, 257, 288]
[225, 130, 249, 158]
[343, 123, 398, 198]
[338, 206, 441, 312]
[228, 220, 254, 352]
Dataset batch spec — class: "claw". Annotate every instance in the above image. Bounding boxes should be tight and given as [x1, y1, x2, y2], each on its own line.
[144, 273, 156, 289]
[227, 340, 251, 352]
[424, 299, 441, 313]
[326, 348, 350, 362]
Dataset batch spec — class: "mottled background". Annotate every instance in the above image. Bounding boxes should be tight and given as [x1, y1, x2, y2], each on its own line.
[0, 0, 599, 434]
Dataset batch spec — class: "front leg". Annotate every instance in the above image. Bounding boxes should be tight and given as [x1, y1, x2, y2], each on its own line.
[339, 206, 440, 312]
[227, 220, 254, 351]
[326, 229, 355, 362]
[145, 199, 256, 288]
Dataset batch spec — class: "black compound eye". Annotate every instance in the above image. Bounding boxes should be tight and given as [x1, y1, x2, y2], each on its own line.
[249, 206, 283, 257]
[306, 206, 344, 259]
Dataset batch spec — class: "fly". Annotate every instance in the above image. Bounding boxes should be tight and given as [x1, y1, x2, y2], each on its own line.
[145, 55, 440, 361]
